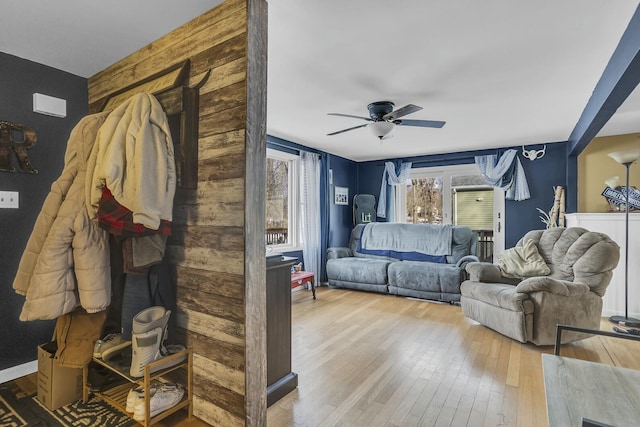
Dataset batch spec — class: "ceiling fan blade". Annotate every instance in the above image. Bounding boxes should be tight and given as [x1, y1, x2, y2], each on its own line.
[383, 104, 423, 120]
[395, 119, 446, 128]
[327, 123, 369, 136]
[327, 113, 372, 121]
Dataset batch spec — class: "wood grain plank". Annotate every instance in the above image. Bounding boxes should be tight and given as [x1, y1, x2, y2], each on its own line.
[178, 328, 245, 371]
[199, 104, 247, 138]
[194, 353, 245, 396]
[176, 306, 244, 346]
[193, 394, 244, 427]
[199, 81, 247, 117]
[177, 282, 244, 323]
[173, 265, 244, 300]
[166, 245, 244, 274]
[169, 225, 244, 252]
[244, 1, 268, 425]
[190, 33, 247, 77]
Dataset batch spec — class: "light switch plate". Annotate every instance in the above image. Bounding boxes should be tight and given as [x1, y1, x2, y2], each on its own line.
[0, 191, 19, 208]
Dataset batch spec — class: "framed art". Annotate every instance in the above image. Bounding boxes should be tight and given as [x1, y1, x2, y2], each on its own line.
[335, 186, 349, 205]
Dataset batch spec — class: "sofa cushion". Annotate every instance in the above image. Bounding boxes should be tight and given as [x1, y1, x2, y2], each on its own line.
[460, 281, 534, 314]
[388, 261, 463, 294]
[326, 257, 392, 285]
[349, 223, 475, 264]
[498, 239, 550, 279]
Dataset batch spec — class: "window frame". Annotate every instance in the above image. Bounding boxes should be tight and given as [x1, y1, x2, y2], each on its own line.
[397, 164, 481, 224]
[266, 148, 301, 252]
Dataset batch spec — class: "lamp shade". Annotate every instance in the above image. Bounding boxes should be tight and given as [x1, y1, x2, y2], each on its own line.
[369, 121, 394, 139]
[604, 176, 621, 189]
[608, 149, 640, 165]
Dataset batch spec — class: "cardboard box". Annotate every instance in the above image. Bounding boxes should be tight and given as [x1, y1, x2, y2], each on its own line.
[37, 342, 82, 411]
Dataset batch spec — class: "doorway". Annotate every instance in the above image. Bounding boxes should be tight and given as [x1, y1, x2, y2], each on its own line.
[396, 164, 504, 262]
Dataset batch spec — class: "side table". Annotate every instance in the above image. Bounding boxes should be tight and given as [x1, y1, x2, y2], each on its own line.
[291, 271, 316, 299]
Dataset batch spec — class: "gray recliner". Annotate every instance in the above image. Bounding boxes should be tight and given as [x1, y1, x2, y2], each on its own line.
[460, 227, 620, 345]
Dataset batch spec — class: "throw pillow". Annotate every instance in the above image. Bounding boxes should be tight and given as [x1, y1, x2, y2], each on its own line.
[498, 239, 551, 278]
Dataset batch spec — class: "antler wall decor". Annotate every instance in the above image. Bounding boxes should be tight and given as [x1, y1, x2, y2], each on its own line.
[522, 145, 546, 161]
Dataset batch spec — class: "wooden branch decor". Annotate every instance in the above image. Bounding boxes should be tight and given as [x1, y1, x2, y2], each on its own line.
[549, 185, 565, 228]
[0, 120, 38, 173]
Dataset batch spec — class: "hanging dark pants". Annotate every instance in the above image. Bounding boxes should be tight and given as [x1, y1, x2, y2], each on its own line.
[120, 262, 176, 343]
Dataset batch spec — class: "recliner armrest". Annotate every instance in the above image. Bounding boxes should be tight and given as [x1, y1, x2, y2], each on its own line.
[327, 247, 353, 260]
[515, 277, 590, 296]
[465, 262, 507, 282]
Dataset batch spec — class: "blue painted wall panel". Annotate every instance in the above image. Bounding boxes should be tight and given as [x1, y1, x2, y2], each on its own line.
[505, 142, 568, 247]
[328, 155, 358, 247]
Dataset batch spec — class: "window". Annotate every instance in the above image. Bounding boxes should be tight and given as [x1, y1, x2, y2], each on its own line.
[266, 148, 300, 251]
[398, 164, 489, 226]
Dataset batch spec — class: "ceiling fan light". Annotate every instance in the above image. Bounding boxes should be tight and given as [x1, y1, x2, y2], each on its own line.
[369, 121, 394, 139]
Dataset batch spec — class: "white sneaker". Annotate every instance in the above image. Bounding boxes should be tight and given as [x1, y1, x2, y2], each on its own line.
[133, 383, 184, 421]
[93, 333, 130, 359]
[125, 381, 162, 413]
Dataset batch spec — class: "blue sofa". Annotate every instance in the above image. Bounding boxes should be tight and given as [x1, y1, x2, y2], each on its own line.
[326, 223, 479, 302]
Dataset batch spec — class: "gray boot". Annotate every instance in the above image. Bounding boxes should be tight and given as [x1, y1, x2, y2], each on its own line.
[129, 306, 171, 377]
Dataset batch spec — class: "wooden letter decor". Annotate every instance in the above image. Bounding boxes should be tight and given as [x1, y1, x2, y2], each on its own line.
[0, 120, 38, 173]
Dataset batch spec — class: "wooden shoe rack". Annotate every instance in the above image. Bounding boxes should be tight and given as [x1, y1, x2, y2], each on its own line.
[83, 348, 192, 426]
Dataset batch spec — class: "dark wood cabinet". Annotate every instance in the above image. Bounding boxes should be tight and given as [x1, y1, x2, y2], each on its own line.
[266, 256, 298, 407]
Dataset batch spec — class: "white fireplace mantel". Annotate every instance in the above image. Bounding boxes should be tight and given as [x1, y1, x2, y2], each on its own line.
[565, 213, 640, 319]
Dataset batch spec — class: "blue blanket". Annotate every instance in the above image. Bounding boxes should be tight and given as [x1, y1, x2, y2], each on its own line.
[357, 223, 452, 262]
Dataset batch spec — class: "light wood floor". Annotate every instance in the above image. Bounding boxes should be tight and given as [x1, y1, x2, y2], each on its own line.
[11, 287, 639, 426]
[267, 286, 640, 427]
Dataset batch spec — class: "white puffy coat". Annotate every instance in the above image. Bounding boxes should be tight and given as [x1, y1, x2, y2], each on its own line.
[13, 112, 111, 321]
[86, 92, 176, 230]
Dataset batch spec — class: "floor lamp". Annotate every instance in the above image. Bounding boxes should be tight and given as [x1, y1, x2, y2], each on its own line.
[608, 148, 640, 327]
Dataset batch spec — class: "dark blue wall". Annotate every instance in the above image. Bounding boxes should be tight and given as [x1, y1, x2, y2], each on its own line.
[355, 143, 568, 248]
[328, 155, 358, 247]
[0, 52, 88, 371]
[505, 142, 567, 247]
[268, 138, 568, 275]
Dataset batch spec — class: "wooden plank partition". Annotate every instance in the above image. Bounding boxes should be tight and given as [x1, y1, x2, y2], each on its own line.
[87, 1, 268, 425]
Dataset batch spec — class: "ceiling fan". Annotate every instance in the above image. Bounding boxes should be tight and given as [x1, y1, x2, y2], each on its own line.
[327, 101, 446, 140]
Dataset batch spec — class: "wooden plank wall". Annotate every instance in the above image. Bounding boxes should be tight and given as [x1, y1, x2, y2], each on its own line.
[87, 1, 267, 425]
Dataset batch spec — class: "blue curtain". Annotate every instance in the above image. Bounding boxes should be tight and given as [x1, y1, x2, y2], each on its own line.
[300, 152, 321, 283]
[475, 149, 530, 201]
[319, 153, 330, 283]
[378, 161, 412, 221]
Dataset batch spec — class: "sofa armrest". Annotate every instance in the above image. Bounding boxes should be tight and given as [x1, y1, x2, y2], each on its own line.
[456, 255, 479, 268]
[465, 262, 506, 282]
[327, 247, 353, 260]
[515, 277, 590, 296]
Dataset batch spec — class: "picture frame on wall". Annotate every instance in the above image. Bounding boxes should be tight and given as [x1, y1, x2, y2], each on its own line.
[335, 186, 349, 205]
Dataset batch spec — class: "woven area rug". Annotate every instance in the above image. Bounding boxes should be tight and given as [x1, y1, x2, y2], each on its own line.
[0, 381, 134, 427]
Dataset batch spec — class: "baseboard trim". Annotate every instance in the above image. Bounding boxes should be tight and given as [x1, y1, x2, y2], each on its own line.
[0, 360, 37, 384]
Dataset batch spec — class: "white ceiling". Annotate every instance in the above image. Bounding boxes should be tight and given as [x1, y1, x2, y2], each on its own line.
[0, 0, 222, 78]
[2, 1, 639, 162]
